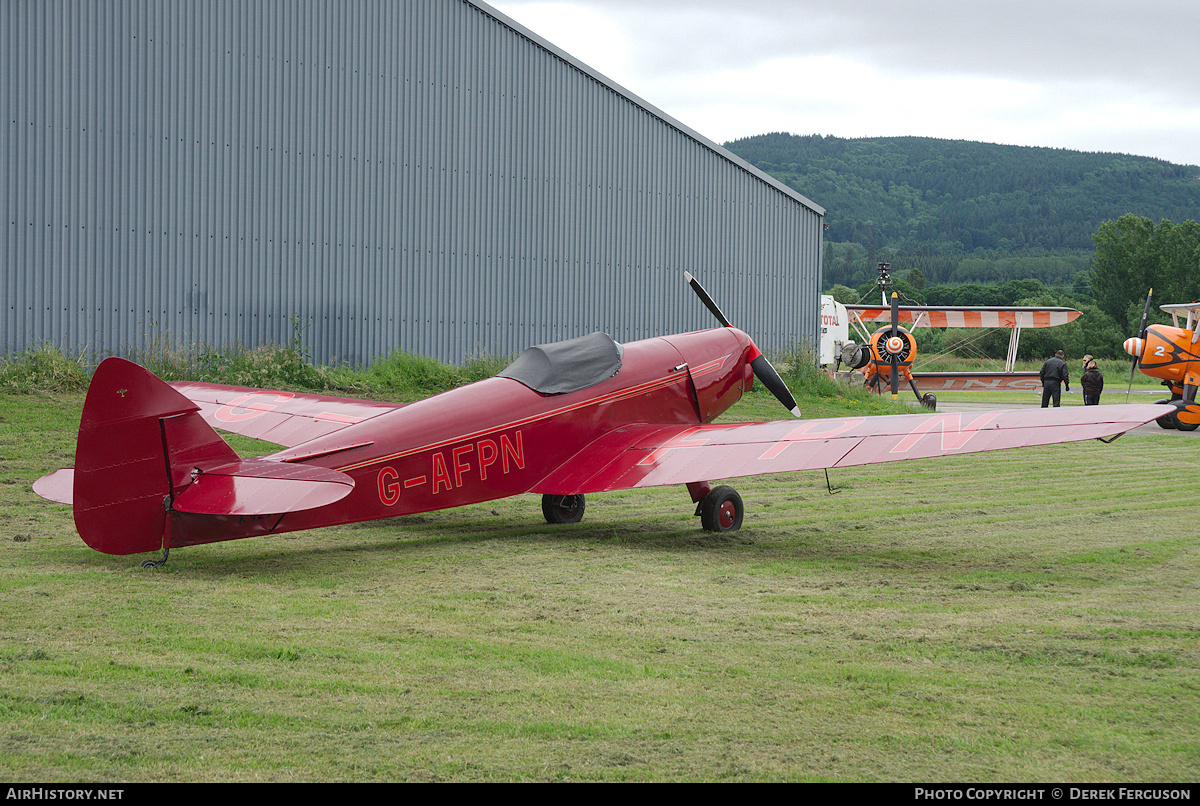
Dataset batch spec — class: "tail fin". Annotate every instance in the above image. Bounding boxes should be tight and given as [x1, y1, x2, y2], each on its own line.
[70, 357, 239, 555]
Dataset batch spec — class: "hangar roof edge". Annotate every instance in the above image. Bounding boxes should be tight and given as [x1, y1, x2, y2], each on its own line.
[469, 0, 826, 218]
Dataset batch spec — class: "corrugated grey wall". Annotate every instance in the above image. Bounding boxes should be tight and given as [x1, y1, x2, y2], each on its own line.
[3, 0, 824, 366]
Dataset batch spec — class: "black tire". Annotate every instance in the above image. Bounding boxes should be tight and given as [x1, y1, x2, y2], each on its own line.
[1154, 399, 1177, 429]
[542, 494, 585, 524]
[699, 485, 743, 532]
[1156, 414, 1176, 429]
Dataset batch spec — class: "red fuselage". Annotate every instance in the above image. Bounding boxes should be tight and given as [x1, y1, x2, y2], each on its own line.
[166, 327, 758, 548]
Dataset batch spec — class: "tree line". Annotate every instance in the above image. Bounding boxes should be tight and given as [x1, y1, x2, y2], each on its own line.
[1091, 215, 1200, 331]
[825, 214, 1199, 361]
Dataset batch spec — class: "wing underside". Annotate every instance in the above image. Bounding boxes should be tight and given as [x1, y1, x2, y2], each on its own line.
[532, 404, 1164, 494]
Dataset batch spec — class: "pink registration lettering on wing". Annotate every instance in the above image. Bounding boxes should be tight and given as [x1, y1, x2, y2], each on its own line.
[889, 412, 1002, 454]
[758, 418, 866, 460]
[215, 391, 296, 423]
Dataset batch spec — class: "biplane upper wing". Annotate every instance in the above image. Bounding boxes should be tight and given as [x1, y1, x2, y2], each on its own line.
[170, 381, 403, 447]
[1160, 301, 1200, 335]
[533, 404, 1163, 494]
[845, 306, 1081, 328]
[1160, 302, 1200, 315]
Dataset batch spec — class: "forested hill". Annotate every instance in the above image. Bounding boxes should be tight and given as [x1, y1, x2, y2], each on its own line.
[723, 133, 1200, 289]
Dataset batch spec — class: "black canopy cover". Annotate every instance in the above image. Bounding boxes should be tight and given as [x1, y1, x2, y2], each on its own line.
[497, 332, 624, 395]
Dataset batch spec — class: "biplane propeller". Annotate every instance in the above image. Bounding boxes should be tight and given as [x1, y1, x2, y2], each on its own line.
[34, 274, 1166, 567]
[1122, 291, 1200, 431]
[861, 290, 935, 408]
[1124, 288, 1156, 400]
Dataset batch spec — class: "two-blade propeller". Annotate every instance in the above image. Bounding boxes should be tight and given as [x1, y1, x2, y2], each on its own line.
[1125, 288, 1153, 401]
[684, 271, 801, 418]
[887, 291, 901, 399]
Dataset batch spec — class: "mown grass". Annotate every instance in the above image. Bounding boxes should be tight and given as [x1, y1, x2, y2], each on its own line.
[1, 342, 1197, 781]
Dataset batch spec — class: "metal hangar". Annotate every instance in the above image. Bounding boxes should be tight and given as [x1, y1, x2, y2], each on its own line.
[2, 0, 825, 365]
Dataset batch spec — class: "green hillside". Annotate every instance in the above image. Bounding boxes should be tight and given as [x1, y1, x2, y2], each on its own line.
[724, 133, 1200, 290]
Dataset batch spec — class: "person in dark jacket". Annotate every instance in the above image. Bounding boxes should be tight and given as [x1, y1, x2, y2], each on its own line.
[1039, 349, 1069, 408]
[1081, 358, 1104, 405]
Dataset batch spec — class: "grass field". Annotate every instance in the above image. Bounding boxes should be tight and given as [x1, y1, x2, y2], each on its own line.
[1, 389, 1197, 782]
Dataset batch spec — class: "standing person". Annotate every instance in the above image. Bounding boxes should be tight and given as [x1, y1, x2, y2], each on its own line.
[1081, 358, 1104, 405]
[1039, 349, 1069, 408]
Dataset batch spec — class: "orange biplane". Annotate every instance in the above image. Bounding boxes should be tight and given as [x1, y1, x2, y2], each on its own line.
[1123, 293, 1200, 431]
[838, 264, 1081, 405]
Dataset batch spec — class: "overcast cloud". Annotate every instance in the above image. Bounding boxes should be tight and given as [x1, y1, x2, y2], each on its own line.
[488, 0, 1200, 166]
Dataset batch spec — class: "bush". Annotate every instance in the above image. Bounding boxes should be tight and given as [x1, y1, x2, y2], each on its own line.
[0, 343, 90, 393]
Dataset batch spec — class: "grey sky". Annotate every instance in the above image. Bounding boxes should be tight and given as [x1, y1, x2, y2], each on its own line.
[488, 0, 1200, 165]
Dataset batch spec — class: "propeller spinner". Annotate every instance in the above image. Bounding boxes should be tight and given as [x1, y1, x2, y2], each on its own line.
[684, 271, 801, 418]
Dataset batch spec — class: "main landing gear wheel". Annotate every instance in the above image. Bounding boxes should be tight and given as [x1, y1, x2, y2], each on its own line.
[542, 494, 586, 524]
[1154, 400, 1178, 430]
[1154, 408, 1198, 431]
[1170, 410, 1199, 431]
[699, 485, 744, 532]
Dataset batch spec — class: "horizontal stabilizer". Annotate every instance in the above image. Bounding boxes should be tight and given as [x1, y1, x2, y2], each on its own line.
[33, 468, 74, 505]
[171, 459, 354, 516]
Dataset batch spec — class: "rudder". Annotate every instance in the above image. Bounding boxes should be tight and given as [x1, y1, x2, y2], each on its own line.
[71, 358, 239, 555]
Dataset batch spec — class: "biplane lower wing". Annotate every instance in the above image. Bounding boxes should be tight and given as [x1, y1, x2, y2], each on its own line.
[534, 404, 1164, 494]
[171, 381, 404, 447]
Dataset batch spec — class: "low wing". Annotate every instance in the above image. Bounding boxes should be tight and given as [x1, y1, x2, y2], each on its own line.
[846, 306, 1081, 329]
[171, 381, 403, 447]
[532, 404, 1163, 494]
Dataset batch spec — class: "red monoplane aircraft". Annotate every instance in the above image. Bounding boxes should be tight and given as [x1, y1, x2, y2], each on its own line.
[35, 274, 1165, 566]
